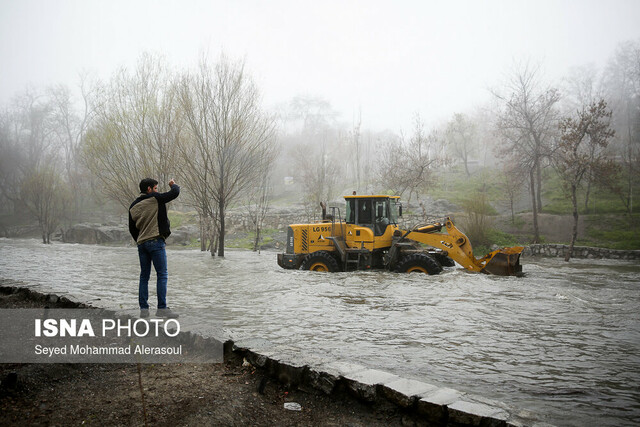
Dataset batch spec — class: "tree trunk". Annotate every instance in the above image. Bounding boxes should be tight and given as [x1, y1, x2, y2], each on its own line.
[253, 224, 261, 252]
[627, 107, 634, 215]
[40, 219, 47, 244]
[536, 162, 543, 213]
[217, 198, 225, 257]
[510, 198, 515, 224]
[208, 217, 218, 256]
[209, 231, 217, 256]
[565, 184, 579, 262]
[464, 153, 470, 177]
[628, 155, 633, 215]
[199, 214, 207, 252]
[583, 177, 592, 213]
[529, 168, 540, 243]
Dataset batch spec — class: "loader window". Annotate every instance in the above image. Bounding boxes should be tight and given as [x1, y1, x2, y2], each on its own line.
[357, 199, 373, 224]
[389, 200, 400, 224]
[346, 199, 355, 223]
[374, 199, 390, 236]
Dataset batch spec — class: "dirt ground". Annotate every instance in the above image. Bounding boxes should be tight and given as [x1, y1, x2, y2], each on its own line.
[0, 289, 426, 426]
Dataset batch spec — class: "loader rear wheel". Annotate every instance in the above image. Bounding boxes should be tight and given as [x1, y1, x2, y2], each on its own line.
[396, 253, 442, 275]
[301, 251, 340, 272]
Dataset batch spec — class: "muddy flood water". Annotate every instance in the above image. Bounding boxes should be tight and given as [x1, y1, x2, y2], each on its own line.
[0, 238, 638, 426]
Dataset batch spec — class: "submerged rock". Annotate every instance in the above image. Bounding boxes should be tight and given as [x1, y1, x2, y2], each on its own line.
[62, 223, 129, 245]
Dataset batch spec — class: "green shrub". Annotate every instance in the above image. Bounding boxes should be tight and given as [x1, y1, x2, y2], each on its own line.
[486, 229, 521, 247]
[460, 192, 494, 247]
[512, 216, 526, 229]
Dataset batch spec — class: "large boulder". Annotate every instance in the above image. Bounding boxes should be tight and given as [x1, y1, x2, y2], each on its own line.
[63, 223, 129, 245]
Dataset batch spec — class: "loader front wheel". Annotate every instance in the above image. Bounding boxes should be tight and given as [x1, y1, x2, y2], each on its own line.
[433, 252, 456, 267]
[396, 253, 442, 275]
[301, 251, 340, 272]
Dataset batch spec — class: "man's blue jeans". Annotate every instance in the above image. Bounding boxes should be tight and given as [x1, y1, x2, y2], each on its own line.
[137, 239, 168, 309]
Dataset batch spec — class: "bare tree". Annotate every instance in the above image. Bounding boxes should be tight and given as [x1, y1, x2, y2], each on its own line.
[246, 163, 272, 252]
[0, 108, 26, 214]
[2, 89, 75, 242]
[376, 116, 439, 203]
[561, 64, 609, 211]
[20, 164, 69, 243]
[292, 139, 340, 213]
[404, 114, 438, 204]
[48, 76, 95, 221]
[446, 113, 477, 176]
[177, 54, 277, 257]
[376, 131, 410, 195]
[562, 64, 604, 111]
[493, 62, 560, 242]
[350, 110, 362, 192]
[554, 99, 615, 261]
[12, 89, 55, 173]
[603, 39, 640, 214]
[288, 95, 339, 132]
[282, 95, 344, 212]
[82, 53, 180, 209]
[174, 122, 217, 253]
[500, 163, 527, 223]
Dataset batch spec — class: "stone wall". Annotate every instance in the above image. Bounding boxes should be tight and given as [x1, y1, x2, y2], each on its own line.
[523, 244, 640, 260]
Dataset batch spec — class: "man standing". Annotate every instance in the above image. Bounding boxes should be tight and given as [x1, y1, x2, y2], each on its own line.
[129, 178, 180, 318]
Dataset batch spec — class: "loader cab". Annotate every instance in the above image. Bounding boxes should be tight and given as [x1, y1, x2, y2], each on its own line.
[344, 195, 401, 236]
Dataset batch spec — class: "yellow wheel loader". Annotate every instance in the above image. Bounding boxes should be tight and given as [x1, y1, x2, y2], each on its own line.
[277, 195, 524, 276]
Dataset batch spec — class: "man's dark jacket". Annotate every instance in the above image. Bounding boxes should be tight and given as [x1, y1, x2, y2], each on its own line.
[129, 184, 180, 244]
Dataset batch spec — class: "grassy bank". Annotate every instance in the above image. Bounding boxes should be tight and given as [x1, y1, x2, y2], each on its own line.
[424, 166, 640, 252]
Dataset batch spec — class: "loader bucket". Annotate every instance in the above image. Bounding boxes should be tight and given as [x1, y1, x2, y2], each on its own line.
[480, 246, 525, 276]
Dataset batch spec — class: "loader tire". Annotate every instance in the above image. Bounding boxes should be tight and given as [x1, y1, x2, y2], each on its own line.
[396, 253, 442, 275]
[301, 251, 340, 272]
[433, 253, 456, 267]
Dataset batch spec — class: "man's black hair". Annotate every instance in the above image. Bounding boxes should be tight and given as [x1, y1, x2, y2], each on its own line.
[139, 178, 158, 193]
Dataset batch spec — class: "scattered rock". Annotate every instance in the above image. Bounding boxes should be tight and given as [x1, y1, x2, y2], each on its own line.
[284, 402, 302, 411]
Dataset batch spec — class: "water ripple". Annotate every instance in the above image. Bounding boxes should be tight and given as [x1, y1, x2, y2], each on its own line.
[1, 239, 639, 426]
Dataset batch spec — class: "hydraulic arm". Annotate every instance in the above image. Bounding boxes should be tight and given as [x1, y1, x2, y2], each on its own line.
[400, 217, 524, 276]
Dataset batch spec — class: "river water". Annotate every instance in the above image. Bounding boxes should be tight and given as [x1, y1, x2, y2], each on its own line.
[0, 238, 638, 426]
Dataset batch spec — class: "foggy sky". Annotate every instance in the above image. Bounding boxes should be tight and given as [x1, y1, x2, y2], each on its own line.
[1, 0, 639, 132]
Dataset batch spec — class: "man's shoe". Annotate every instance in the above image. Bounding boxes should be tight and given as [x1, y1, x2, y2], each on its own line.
[155, 308, 179, 319]
[140, 309, 150, 318]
